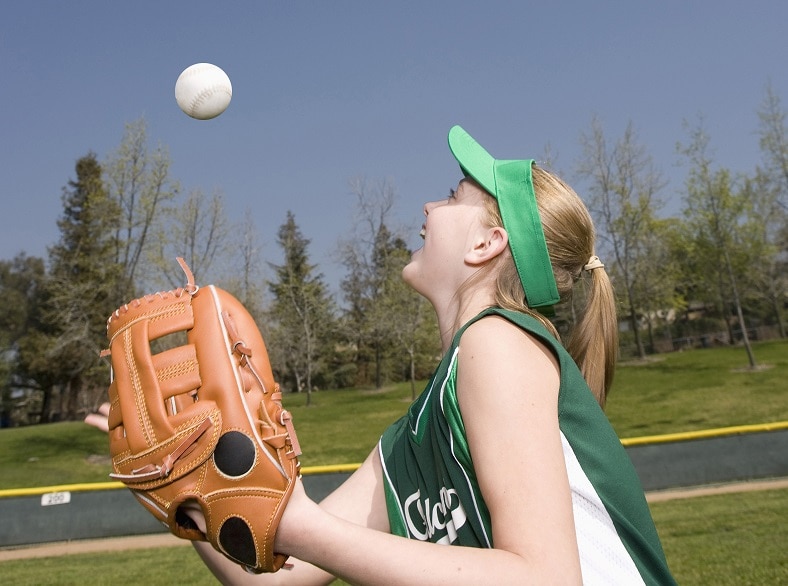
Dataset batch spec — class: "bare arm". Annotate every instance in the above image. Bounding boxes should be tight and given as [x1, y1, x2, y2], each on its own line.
[85, 405, 392, 585]
[90, 314, 583, 585]
[456, 316, 582, 582]
[257, 316, 582, 585]
[191, 446, 391, 585]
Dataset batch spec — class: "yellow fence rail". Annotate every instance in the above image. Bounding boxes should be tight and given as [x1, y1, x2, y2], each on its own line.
[619, 420, 788, 446]
[2, 421, 786, 499]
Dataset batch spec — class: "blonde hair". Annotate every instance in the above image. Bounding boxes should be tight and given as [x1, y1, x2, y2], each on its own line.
[479, 167, 618, 407]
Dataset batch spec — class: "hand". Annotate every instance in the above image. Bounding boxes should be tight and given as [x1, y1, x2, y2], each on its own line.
[180, 500, 208, 534]
[179, 475, 313, 551]
[84, 402, 110, 432]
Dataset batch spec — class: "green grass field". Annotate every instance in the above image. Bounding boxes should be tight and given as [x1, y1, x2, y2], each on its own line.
[1, 338, 786, 583]
[1, 337, 785, 488]
[608, 338, 788, 437]
[650, 488, 788, 584]
[2, 488, 786, 585]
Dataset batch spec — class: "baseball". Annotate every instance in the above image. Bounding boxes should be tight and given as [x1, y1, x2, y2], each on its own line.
[174, 63, 232, 120]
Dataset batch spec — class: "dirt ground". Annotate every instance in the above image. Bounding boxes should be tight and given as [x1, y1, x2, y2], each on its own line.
[2, 477, 787, 562]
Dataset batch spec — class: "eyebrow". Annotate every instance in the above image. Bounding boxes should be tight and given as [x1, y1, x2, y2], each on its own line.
[457, 178, 471, 190]
[458, 177, 486, 196]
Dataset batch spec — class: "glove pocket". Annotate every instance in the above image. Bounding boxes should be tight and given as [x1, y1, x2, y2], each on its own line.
[111, 405, 222, 489]
[203, 486, 295, 573]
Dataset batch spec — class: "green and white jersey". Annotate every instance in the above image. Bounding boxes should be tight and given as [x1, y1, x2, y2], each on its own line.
[378, 308, 676, 585]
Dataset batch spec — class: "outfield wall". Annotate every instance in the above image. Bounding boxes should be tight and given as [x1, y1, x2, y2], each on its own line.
[1, 426, 787, 548]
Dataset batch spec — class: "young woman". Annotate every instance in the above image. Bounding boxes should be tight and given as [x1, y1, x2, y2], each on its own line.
[96, 126, 677, 584]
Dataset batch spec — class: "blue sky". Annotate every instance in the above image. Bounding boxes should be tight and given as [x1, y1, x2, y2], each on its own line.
[2, 1, 787, 290]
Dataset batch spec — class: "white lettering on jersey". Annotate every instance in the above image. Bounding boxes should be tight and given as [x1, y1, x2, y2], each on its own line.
[404, 487, 467, 543]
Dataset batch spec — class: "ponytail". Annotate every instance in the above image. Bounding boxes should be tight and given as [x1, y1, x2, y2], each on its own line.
[479, 166, 619, 407]
[566, 265, 618, 407]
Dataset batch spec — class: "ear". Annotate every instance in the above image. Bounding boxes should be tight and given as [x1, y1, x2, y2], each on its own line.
[465, 227, 508, 266]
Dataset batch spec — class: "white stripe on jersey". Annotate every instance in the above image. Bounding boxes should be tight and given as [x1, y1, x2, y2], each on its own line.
[561, 432, 645, 585]
[439, 348, 493, 548]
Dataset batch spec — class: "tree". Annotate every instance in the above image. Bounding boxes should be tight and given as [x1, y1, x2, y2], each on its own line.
[677, 119, 757, 368]
[758, 81, 788, 212]
[576, 117, 666, 359]
[753, 83, 788, 336]
[22, 154, 123, 421]
[104, 118, 179, 295]
[222, 210, 266, 322]
[631, 217, 684, 351]
[338, 177, 415, 387]
[365, 222, 439, 393]
[148, 188, 232, 288]
[376, 243, 439, 399]
[739, 170, 786, 338]
[268, 212, 336, 405]
[0, 254, 46, 426]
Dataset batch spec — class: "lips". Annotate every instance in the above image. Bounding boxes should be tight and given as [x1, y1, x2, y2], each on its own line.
[419, 225, 426, 239]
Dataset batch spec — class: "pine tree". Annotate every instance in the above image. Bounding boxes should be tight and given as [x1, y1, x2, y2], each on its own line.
[338, 177, 429, 387]
[267, 212, 336, 405]
[0, 254, 46, 425]
[19, 153, 123, 421]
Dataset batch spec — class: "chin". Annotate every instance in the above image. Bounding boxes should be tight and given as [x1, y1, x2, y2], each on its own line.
[401, 262, 421, 293]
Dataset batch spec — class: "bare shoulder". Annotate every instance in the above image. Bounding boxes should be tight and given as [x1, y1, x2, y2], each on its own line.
[459, 314, 559, 381]
[456, 315, 579, 579]
[456, 314, 561, 432]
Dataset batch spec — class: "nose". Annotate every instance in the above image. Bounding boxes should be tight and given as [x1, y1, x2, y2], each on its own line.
[423, 200, 441, 216]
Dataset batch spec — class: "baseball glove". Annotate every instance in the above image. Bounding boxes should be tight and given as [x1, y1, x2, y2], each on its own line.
[102, 258, 301, 574]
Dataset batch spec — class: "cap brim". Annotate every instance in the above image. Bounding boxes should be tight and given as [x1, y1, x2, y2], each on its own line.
[448, 126, 497, 197]
[446, 125, 560, 311]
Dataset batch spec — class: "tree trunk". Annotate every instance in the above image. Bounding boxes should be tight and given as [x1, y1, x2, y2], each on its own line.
[37, 387, 51, 424]
[64, 374, 82, 421]
[663, 315, 673, 349]
[625, 285, 646, 359]
[772, 297, 787, 338]
[41, 385, 58, 423]
[646, 318, 655, 354]
[724, 249, 757, 368]
[374, 343, 383, 389]
[305, 363, 313, 407]
[717, 278, 735, 345]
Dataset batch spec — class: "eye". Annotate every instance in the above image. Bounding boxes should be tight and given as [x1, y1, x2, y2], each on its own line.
[447, 188, 456, 201]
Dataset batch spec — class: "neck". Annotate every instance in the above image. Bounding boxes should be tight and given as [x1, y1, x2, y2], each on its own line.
[433, 288, 496, 353]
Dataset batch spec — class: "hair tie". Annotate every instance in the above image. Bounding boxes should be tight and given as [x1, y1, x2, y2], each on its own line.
[583, 255, 605, 272]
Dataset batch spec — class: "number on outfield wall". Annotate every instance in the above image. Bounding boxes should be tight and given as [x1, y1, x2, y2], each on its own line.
[41, 491, 71, 506]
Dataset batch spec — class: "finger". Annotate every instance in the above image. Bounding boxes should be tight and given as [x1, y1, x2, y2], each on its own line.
[181, 501, 208, 533]
[84, 413, 109, 433]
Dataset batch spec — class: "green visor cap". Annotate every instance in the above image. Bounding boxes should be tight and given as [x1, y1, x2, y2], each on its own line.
[448, 125, 559, 310]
